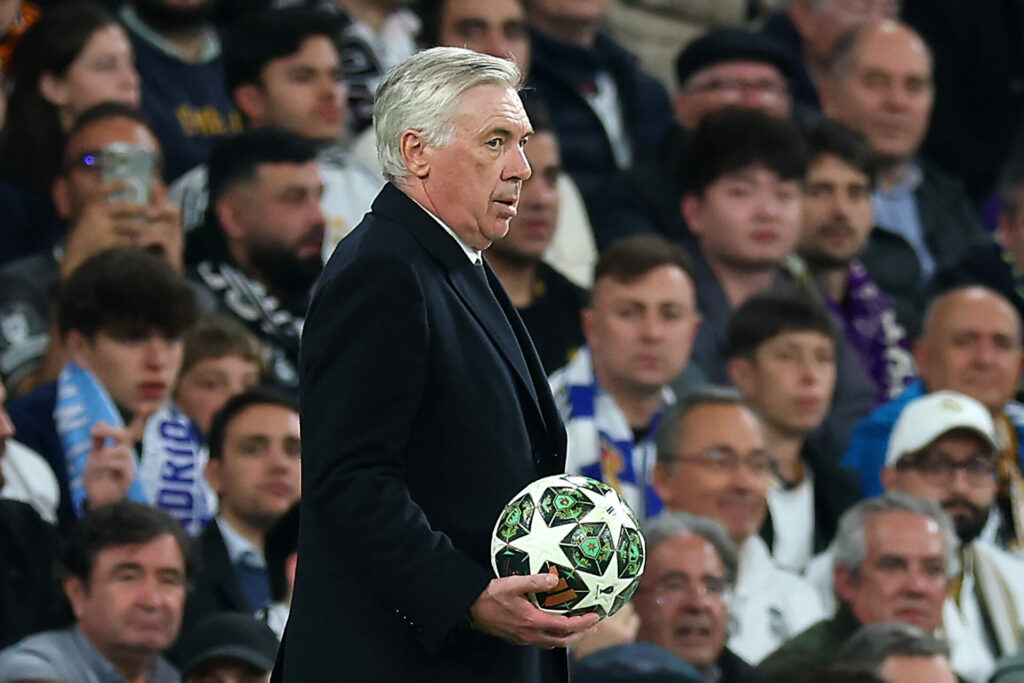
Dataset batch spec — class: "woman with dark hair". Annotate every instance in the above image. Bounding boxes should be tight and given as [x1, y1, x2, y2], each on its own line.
[0, 1, 140, 197]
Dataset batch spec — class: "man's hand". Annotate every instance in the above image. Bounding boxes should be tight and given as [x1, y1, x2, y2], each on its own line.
[60, 200, 149, 277]
[469, 573, 601, 649]
[83, 422, 137, 508]
[569, 601, 640, 661]
[136, 201, 184, 271]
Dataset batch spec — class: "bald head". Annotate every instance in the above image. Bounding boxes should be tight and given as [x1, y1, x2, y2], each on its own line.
[820, 20, 933, 165]
[916, 287, 1023, 413]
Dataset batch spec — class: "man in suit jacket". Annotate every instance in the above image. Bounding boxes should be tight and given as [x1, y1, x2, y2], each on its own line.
[275, 47, 598, 682]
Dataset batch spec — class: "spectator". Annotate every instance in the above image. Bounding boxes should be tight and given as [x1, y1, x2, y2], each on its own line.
[259, 502, 298, 639]
[796, 119, 915, 404]
[183, 388, 300, 627]
[0, 2, 142, 264]
[5, 249, 199, 531]
[651, 387, 826, 664]
[185, 129, 323, 393]
[725, 288, 860, 572]
[832, 623, 956, 683]
[549, 235, 699, 519]
[677, 108, 806, 385]
[572, 641, 701, 683]
[592, 28, 796, 251]
[0, 501, 193, 683]
[523, 0, 672, 215]
[761, 0, 899, 111]
[0, 102, 183, 397]
[0, 378, 60, 650]
[485, 98, 586, 374]
[0, 0, 39, 74]
[119, 0, 242, 181]
[405, 0, 595, 287]
[756, 493, 961, 682]
[173, 315, 263, 437]
[170, 7, 383, 259]
[805, 391, 1024, 679]
[175, 612, 278, 683]
[819, 20, 991, 338]
[842, 285, 1024, 535]
[634, 511, 762, 681]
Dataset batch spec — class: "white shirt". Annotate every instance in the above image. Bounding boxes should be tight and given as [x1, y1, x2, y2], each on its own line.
[766, 476, 815, 573]
[414, 200, 481, 265]
[0, 439, 59, 523]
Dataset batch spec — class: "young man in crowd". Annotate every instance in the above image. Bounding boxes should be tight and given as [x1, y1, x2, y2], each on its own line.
[652, 388, 826, 664]
[797, 119, 916, 405]
[726, 288, 860, 573]
[0, 501, 193, 682]
[550, 234, 699, 519]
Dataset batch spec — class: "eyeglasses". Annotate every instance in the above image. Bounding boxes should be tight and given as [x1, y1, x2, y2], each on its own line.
[661, 447, 774, 476]
[62, 149, 166, 176]
[638, 573, 729, 606]
[686, 78, 789, 101]
[896, 450, 997, 486]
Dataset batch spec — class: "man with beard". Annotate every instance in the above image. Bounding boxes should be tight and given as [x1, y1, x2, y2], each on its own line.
[119, 0, 242, 181]
[185, 128, 324, 393]
[879, 391, 1024, 671]
[797, 119, 916, 406]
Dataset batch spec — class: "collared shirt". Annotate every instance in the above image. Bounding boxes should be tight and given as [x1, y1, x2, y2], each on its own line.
[873, 162, 934, 280]
[216, 516, 266, 569]
[119, 6, 220, 64]
[0, 626, 180, 683]
[412, 198, 482, 265]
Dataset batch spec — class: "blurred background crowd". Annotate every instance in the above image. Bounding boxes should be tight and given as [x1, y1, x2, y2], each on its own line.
[3, 0, 1024, 681]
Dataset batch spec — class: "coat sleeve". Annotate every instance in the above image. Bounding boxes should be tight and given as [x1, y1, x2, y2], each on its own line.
[299, 253, 493, 654]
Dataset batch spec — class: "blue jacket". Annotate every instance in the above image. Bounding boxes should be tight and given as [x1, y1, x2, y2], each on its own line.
[842, 379, 1024, 495]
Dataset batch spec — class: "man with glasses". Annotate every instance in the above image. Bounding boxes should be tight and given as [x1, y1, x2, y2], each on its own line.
[633, 511, 762, 681]
[651, 387, 826, 665]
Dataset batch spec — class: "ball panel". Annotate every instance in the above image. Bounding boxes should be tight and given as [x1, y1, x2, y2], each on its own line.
[617, 526, 645, 579]
[559, 522, 615, 576]
[538, 486, 594, 527]
[495, 493, 536, 544]
[493, 546, 531, 577]
[533, 562, 589, 612]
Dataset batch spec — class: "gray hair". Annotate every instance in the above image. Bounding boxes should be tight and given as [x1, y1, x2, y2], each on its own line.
[373, 46, 524, 184]
[832, 492, 959, 577]
[644, 511, 739, 586]
[655, 385, 751, 466]
[834, 622, 950, 672]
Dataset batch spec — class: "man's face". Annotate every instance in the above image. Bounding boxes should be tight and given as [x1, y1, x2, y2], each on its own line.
[674, 61, 791, 132]
[730, 330, 836, 437]
[66, 534, 186, 660]
[243, 36, 346, 142]
[654, 404, 771, 545]
[634, 533, 729, 668]
[915, 288, 1024, 414]
[835, 510, 948, 632]
[174, 355, 262, 436]
[439, 0, 530, 73]
[69, 330, 183, 419]
[583, 265, 699, 395]
[684, 165, 802, 273]
[821, 22, 933, 163]
[220, 162, 325, 295]
[792, 0, 900, 64]
[526, 0, 611, 25]
[186, 658, 270, 683]
[205, 404, 301, 532]
[489, 131, 560, 263]
[877, 655, 957, 683]
[417, 84, 532, 250]
[883, 431, 997, 545]
[797, 154, 874, 268]
[54, 117, 165, 225]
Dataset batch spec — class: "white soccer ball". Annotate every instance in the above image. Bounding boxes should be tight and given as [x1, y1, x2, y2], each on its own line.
[490, 474, 646, 620]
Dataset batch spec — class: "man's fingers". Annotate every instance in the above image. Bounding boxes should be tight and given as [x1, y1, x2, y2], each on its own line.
[500, 572, 559, 595]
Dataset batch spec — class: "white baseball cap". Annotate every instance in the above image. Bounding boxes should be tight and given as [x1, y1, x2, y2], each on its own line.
[885, 390, 999, 467]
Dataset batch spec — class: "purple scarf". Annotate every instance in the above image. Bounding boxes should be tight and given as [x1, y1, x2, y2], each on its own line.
[822, 260, 916, 405]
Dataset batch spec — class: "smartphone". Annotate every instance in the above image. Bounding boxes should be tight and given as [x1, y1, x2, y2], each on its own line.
[102, 143, 154, 205]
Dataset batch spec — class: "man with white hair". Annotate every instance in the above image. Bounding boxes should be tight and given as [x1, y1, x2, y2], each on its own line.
[277, 48, 596, 681]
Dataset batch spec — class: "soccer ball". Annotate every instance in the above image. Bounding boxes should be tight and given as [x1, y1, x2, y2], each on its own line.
[490, 474, 646, 620]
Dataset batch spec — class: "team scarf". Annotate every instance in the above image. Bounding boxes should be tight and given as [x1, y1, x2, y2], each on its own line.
[821, 260, 916, 405]
[549, 347, 670, 521]
[54, 361, 213, 531]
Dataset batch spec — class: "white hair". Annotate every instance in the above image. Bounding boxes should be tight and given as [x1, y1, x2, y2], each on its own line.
[373, 46, 524, 184]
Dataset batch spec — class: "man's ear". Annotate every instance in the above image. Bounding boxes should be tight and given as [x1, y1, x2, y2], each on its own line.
[65, 329, 91, 368]
[52, 176, 72, 221]
[681, 195, 703, 236]
[727, 356, 757, 398]
[834, 565, 858, 606]
[63, 575, 88, 619]
[215, 195, 246, 242]
[233, 84, 266, 123]
[652, 462, 674, 508]
[204, 457, 224, 497]
[400, 130, 431, 179]
[880, 465, 899, 492]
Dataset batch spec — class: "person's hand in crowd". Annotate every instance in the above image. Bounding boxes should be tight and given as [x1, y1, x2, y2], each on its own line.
[83, 421, 137, 508]
[569, 601, 641, 661]
[136, 199, 184, 272]
[469, 573, 601, 649]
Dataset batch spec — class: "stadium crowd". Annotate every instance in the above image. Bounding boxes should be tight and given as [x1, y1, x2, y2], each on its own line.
[3, 0, 1024, 681]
